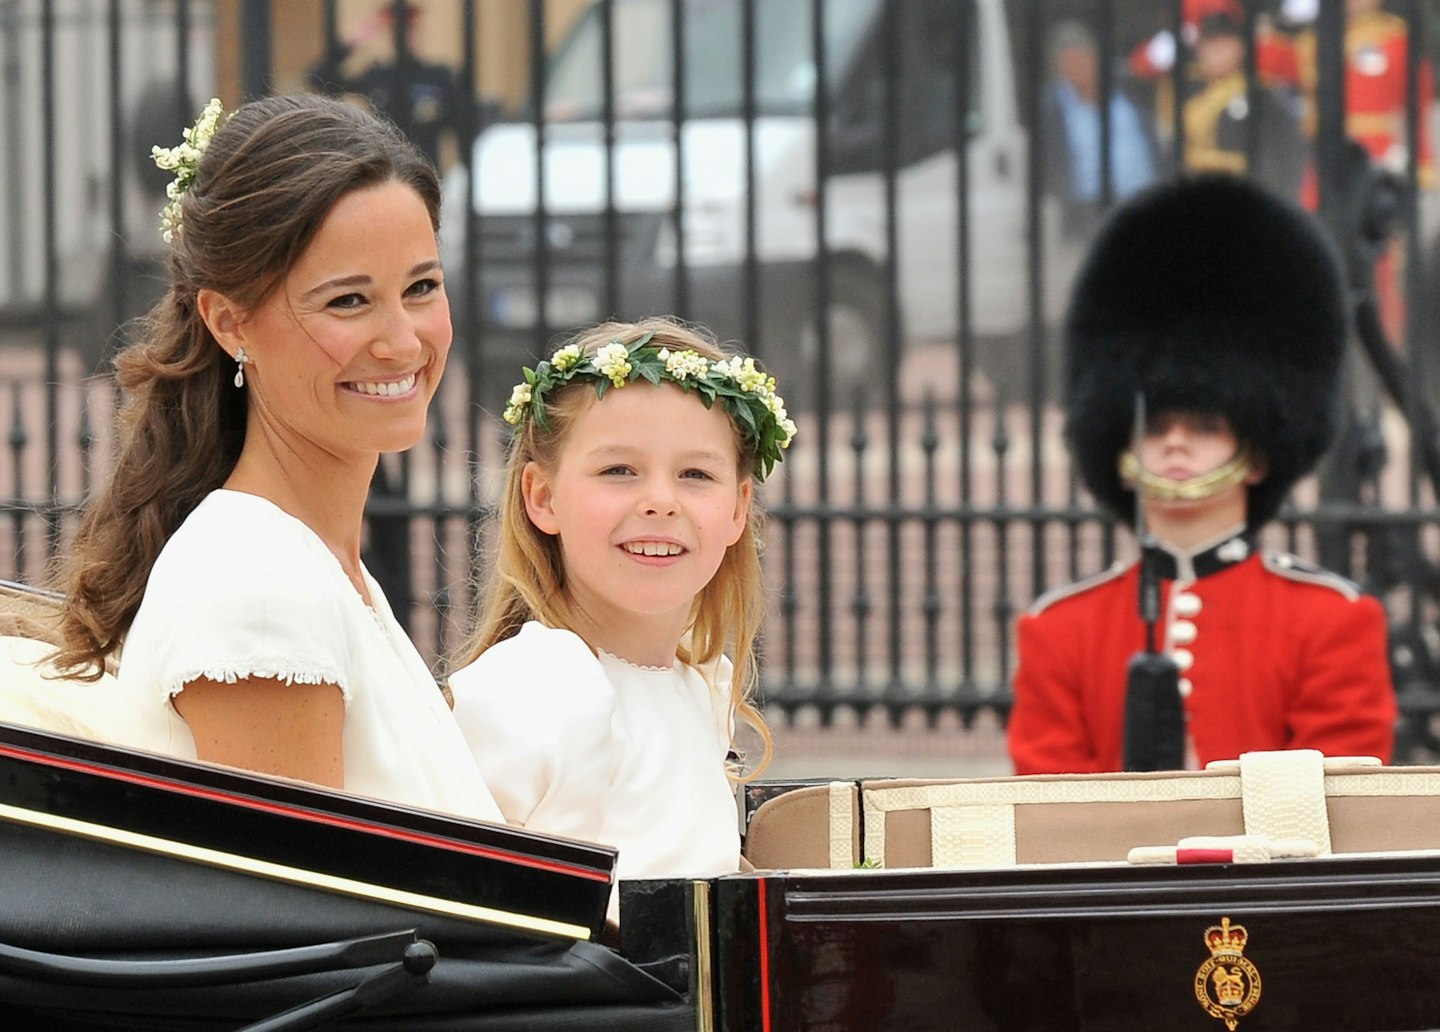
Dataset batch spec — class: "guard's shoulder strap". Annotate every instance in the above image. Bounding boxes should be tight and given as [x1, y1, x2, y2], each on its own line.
[1261, 551, 1362, 602]
[1028, 563, 1128, 616]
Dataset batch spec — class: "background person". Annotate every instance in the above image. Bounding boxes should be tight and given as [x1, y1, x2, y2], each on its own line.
[1008, 173, 1396, 775]
[306, 0, 469, 170]
[448, 318, 792, 921]
[1044, 19, 1158, 237]
[1277, 0, 1435, 340]
[1181, 12, 1308, 199]
[46, 94, 502, 822]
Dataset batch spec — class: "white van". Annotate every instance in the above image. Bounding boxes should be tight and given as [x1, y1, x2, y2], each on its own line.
[440, 0, 1079, 405]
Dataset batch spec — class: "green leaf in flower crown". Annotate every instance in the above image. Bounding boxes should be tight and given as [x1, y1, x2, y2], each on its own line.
[731, 400, 759, 436]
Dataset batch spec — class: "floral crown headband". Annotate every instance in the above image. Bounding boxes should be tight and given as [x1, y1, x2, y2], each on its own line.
[503, 332, 798, 480]
[151, 97, 226, 242]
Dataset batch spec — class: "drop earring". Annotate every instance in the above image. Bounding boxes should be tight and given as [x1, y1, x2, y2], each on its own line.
[234, 347, 249, 388]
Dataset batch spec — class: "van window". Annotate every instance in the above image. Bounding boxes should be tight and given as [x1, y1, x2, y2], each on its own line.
[831, 0, 981, 171]
[542, 0, 879, 121]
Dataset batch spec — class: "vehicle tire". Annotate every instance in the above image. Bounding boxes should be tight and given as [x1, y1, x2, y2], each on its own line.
[769, 261, 888, 413]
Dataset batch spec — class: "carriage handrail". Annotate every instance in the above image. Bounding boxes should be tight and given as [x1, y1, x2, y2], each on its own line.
[0, 927, 422, 988]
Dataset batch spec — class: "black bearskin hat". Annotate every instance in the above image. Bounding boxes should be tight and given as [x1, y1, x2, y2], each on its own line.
[1065, 173, 1349, 530]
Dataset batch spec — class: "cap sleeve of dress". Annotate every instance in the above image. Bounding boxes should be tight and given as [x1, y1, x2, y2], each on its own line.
[449, 622, 616, 840]
[125, 494, 355, 704]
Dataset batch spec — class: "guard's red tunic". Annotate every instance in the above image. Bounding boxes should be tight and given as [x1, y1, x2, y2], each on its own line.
[1008, 534, 1396, 775]
[1290, 11, 1435, 183]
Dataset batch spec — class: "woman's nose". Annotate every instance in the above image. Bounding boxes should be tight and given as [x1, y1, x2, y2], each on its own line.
[372, 304, 424, 360]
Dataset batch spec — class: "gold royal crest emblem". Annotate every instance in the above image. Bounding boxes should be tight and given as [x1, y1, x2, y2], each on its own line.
[1194, 917, 1262, 1030]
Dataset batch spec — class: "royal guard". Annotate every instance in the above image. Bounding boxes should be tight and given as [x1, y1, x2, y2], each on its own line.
[1007, 174, 1396, 775]
[1283, 0, 1434, 338]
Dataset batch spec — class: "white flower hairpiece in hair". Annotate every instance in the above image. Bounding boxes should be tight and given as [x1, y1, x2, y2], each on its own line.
[150, 96, 225, 243]
[503, 332, 798, 480]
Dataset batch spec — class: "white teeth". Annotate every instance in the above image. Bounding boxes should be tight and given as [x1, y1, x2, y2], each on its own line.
[625, 541, 683, 557]
[349, 373, 417, 397]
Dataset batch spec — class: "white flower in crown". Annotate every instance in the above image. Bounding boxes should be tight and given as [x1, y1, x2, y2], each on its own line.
[151, 97, 225, 243]
[595, 341, 632, 387]
[502, 382, 533, 425]
[660, 347, 711, 381]
[550, 343, 583, 371]
[714, 355, 770, 393]
[779, 416, 798, 447]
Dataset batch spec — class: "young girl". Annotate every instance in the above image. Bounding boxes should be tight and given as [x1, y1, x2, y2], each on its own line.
[448, 318, 793, 911]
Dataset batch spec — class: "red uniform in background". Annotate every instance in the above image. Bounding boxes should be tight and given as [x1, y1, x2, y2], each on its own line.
[1291, 8, 1435, 178]
[1285, 6, 1435, 339]
[1008, 534, 1396, 775]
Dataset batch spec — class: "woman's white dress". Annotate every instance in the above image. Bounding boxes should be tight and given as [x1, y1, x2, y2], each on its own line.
[102, 490, 503, 823]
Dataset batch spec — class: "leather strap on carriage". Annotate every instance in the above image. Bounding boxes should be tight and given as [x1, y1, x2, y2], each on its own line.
[1235, 749, 1333, 855]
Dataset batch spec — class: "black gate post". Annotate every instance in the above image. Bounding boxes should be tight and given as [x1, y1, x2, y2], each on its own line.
[1313, 0, 1369, 580]
[240, 0, 271, 99]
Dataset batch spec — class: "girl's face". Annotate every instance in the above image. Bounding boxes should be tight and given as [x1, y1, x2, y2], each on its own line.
[521, 382, 752, 654]
[212, 180, 451, 464]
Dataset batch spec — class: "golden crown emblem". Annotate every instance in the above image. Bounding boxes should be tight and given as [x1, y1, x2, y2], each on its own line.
[1194, 916, 1262, 1030]
[1205, 917, 1249, 957]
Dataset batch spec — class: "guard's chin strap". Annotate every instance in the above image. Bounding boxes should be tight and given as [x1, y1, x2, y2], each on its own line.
[1118, 448, 1254, 502]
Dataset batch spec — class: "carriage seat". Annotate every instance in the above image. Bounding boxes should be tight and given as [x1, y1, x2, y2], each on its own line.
[0, 578, 131, 741]
[741, 751, 1440, 872]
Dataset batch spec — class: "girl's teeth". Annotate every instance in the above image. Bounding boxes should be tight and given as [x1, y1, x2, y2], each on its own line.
[627, 542, 681, 556]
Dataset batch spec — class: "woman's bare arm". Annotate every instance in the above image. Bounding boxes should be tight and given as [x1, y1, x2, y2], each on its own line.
[173, 677, 345, 788]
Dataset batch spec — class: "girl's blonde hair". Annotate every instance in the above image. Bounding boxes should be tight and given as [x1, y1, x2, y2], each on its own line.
[459, 317, 772, 776]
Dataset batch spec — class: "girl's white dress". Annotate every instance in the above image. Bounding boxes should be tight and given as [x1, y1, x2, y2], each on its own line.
[105, 490, 503, 823]
[449, 621, 740, 900]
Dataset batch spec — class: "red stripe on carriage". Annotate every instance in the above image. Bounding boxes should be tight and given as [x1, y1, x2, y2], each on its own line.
[0, 742, 610, 882]
[1176, 848, 1235, 864]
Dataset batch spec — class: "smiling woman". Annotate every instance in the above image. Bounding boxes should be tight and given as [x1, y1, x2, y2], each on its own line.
[34, 93, 503, 825]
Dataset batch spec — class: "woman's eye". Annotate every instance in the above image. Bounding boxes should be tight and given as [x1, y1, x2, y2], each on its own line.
[329, 292, 366, 310]
[406, 277, 441, 298]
